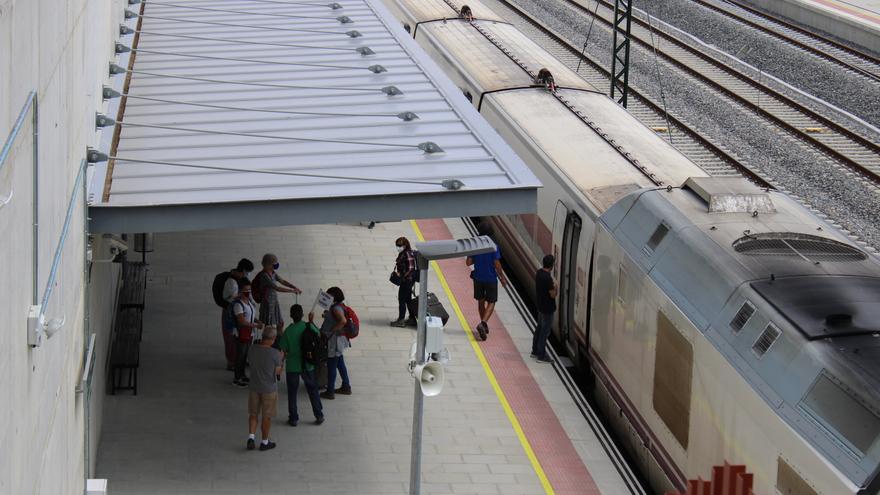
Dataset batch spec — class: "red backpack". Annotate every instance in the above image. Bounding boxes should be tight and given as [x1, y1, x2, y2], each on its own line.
[341, 305, 360, 339]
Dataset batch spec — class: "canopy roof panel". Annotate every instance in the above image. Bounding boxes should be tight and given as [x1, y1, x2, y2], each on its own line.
[88, 0, 539, 233]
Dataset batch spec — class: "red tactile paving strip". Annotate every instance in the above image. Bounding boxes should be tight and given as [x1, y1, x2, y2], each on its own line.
[417, 219, 601, 495]
[812, 0, 880, 24]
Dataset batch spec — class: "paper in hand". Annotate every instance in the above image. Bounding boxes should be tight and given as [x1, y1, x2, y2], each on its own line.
[312, 289, 334, 314]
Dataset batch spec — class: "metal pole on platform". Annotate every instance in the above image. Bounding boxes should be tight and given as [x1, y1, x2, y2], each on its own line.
[409, 254, 429, 495]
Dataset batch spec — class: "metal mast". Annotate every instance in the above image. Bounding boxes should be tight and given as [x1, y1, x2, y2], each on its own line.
[610, 0, 633, 107]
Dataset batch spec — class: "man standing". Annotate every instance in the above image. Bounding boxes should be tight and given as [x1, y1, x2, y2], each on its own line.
[254, 254, 302, 345]
[532, 254, 557, 363]
[465, 225, 507, 341]
[246, 325, 282, 451]
[232, 279, 263, 387]
[216, 258, 254, 370]
[279, 305, 324, 426]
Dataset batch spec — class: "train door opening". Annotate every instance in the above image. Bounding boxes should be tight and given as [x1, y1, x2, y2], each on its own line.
[559, 211, 582, 350]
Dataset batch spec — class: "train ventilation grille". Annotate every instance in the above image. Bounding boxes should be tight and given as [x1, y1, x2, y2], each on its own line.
[729, 301, 755, 333]
[752, 323, 781, 358]
[732, 233, 866, 263]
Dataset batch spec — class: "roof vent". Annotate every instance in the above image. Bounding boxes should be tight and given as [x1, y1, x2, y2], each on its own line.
[752, 323, 780, 358]
[730, 301, 755, 333]
[733, 233, 867, 263]
[683, 176, 775, 214]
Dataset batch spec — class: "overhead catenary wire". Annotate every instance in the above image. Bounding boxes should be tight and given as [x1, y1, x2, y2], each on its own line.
[108, 156, 450, 186]
[205, 0, 341, 8]
[575, 0, 601, 74]
[131, 47, 384, 72]
[135, 14, 359, 37]
[118, 121, 426, 149]
[119, 68, 398, 93]
[644, 7, 675, 146]
[123, 94, 417, 120]
[133, 29, 365, 53]
[144, 1, 344, 21]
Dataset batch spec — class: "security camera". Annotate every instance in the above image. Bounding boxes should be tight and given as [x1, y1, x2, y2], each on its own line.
[103, 234, 128, 254]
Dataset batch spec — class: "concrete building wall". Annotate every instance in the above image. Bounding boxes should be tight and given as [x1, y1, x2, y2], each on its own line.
[0, 0, 124, 493]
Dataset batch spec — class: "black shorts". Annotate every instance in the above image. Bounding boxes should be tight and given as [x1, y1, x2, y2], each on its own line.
[473, 280, 498, 303]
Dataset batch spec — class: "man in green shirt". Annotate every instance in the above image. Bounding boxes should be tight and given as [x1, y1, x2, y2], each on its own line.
[279, 304, 324, 426]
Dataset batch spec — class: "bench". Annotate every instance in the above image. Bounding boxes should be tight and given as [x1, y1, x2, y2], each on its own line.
[118, 262, 147, 310]
[110, 307, 142, 395]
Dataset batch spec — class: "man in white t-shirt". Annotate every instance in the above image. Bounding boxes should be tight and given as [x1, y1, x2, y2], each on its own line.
[232, 279, 263, 387]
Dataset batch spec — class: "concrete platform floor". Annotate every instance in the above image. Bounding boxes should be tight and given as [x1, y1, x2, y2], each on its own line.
[95, 220, 629, 495]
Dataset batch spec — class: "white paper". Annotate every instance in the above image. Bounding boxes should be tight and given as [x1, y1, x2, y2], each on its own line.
[312, 290, 333, 314]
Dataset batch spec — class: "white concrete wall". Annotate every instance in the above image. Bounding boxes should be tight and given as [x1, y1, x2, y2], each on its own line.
[0, 0, 124, 493]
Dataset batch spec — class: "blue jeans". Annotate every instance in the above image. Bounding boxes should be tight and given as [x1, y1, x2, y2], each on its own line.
[532, 312, 554, 359]
[326, 355, 350, 390]
[286, 370, 323, 421]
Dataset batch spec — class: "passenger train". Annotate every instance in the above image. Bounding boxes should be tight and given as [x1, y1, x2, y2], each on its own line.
[381, 0, 880, 493]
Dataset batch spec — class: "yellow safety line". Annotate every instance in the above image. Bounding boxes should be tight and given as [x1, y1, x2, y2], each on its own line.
[410, 220, 555, 495]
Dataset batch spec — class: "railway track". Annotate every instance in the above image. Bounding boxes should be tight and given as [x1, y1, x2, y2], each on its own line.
[474, 0, 771, 186]
[558, 0, 880, 186]
[684, 0, 880, 83]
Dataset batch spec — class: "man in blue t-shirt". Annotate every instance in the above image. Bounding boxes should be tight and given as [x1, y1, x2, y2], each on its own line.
[466, 225, 507, 341]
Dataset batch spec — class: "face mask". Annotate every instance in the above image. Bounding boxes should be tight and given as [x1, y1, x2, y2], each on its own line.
[397, 246, 405, 253]
[245, 271, 252, 278]
[272, 262, 280, 270]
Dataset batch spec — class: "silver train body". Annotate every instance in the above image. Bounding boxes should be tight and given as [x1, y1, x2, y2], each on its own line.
[380, 0, 880, 493]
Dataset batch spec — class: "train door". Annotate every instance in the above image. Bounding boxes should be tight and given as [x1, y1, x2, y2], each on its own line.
[554, 203, 582, 348]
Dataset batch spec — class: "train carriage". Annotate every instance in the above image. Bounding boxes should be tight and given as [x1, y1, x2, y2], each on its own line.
[380, 0, 880, 492]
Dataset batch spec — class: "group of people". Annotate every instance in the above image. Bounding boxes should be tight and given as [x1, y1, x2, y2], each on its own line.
[213, 254, 355, 452]
[387, 224, 556, 361]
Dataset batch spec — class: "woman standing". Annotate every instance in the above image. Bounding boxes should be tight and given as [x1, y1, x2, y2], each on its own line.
[254, 253, 301, 346]
[319, 287, 352, 400]
[390, 237, 417, 328]
[232, 278, 263, 387]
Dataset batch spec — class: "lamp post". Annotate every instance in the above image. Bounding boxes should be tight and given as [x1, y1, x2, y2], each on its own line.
[409, 236, 497, 495]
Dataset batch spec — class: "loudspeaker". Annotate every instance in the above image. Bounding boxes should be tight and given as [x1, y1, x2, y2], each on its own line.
[413, 362, 445, 397]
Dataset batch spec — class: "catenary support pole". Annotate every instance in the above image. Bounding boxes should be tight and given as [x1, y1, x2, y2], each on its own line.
[409, 254, 430, 495]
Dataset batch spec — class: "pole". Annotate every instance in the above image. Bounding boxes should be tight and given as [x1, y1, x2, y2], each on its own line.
[409, 254, 430, 495]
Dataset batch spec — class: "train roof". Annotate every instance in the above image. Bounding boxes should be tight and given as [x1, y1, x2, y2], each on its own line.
[602, 177, 880, 485]
[416, 20, 598, 93]
[385, 0, 506, 26]
[483, 90, 706, 214]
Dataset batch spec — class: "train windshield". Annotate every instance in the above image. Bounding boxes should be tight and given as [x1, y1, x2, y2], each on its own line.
[751, 276, 880, 340]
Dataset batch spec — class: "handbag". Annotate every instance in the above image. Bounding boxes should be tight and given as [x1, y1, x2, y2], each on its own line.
[389, 271, 401, 286]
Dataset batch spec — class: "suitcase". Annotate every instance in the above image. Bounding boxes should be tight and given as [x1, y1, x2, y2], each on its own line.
[407, 292, 450, 326]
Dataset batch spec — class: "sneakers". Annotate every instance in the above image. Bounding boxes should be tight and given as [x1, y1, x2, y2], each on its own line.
[288, 419, 298, 427]
[535, 356, 553, 363]
[335, 385, 352, 395]
[315, 416, 325, 425]
[241, 376, 250, 383]
[405, 318, 418, 328]
[476, 321, 488, 341]
[320, 391, 335, 400]
[233, 379, 248, 388]
[390, 319, 407, 328]
[246, 438, 255, 450]
[259, 441, 276, 451]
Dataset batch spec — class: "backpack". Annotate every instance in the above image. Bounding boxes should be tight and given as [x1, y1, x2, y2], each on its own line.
[300, 324, 327, 366]
[212, 271, 232, 308]
[251, 271, 268, 304]
[342, 305, 360, 339]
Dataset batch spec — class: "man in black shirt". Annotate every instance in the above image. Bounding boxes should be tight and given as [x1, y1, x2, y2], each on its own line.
[532, 255, 557, 363]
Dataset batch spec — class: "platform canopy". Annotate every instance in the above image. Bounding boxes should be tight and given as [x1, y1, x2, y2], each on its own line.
[87, 0, 539, 233]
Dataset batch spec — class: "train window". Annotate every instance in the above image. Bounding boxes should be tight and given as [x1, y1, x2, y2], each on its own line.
[653, 312, 692, 450]
[802, 373, 880, 455]
[752, 323, 781, 357]
[729, 301, 756, 333]
[617, 265, 627, 304]
[644, 222, 669, 254]
[776, 458, 818, 495]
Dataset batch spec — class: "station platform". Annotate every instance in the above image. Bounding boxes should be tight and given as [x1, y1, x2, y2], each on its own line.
[744, 0, 880, 53]
[95, 219, 633, 495]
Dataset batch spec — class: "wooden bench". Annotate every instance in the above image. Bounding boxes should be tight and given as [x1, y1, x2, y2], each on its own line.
[118, 262, 147, 310]
[110, 307, 142, 395]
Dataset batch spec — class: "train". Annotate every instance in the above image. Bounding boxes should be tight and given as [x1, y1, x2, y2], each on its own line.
[379, 0, 880, 493]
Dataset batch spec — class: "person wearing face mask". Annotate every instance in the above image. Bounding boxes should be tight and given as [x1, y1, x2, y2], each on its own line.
[254, 253, 302, 346]
[217, 258, 255, 371]
[389, 237, 418, 328]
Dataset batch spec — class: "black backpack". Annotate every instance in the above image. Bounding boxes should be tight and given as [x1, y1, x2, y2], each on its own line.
[212, 271, 232, 308]
[301, 324, 327, 366]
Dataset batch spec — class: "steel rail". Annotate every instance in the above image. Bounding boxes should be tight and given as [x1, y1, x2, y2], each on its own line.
[477, 0, 773, 188]
[567, 0, 880, 185]
[684, 0, 880, 82]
